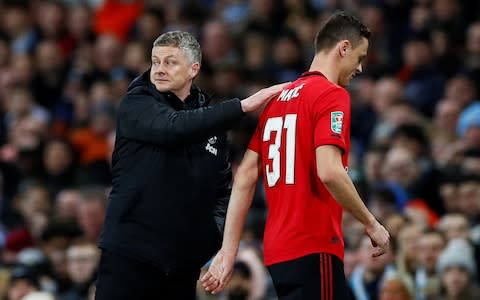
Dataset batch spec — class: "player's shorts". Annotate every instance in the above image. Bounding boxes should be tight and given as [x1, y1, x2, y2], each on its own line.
[267, 252, 350, 300]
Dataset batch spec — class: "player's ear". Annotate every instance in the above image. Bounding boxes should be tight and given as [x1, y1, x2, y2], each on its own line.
[338, 40, 350, 57]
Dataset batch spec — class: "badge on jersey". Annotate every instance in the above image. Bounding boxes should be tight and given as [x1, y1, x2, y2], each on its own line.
[331, 111, 344, 134]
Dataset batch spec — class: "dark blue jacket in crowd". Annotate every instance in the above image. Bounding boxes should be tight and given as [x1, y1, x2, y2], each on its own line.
[99, 70, 245, 273]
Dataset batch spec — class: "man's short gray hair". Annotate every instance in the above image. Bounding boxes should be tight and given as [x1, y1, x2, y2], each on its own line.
[153, 31, 202, 65]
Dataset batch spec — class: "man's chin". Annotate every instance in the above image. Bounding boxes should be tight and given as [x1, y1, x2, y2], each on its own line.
[154, 84, 171, 92]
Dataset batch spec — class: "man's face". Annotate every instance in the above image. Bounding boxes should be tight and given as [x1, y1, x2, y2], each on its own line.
[417, 233, 445, 274]
[150, 46, 199, 94]
[338, 37, 368, 87]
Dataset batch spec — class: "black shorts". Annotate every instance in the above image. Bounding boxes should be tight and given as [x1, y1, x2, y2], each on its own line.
[267, 252, 350, 300]
[94, 250, 200, 300]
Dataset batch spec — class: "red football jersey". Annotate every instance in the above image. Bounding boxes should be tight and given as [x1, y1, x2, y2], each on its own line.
[248, 71, 351, 266]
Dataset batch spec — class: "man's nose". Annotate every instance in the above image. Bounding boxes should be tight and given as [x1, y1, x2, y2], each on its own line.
[154, 64, 166, 74]
[356, 64, 363, 74]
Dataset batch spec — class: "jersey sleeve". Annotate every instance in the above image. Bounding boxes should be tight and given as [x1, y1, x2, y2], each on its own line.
[313, 88, 351, 153]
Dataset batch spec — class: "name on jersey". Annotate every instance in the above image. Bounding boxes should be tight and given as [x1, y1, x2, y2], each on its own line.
[277, 84, 304, 101]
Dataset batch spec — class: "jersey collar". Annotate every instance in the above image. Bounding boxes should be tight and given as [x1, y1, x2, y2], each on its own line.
[300, 71, 326, 78]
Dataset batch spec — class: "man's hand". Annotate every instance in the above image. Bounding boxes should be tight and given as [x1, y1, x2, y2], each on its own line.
[200, 249, 236, 294]
[240, 82, 290, 112]
[365, 221, 390, 257]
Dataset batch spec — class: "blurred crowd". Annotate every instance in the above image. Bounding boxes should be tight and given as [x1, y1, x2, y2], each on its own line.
[0, 0, 480, 299]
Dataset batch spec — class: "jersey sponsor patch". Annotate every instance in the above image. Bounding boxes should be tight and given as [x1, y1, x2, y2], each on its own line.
[330, 111, 344, 134]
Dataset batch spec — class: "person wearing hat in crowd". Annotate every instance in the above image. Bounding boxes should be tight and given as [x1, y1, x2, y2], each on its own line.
[435, 238, 480, 300]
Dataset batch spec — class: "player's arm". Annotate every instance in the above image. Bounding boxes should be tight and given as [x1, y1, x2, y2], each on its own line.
[201, 149, 261, 293]
[316, 145, 389, 257]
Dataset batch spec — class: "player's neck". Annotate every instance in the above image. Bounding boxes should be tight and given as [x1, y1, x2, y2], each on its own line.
[309, 53, 339, 85]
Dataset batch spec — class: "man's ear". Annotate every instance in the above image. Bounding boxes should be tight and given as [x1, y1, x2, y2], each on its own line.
[190, 62, 200, 79]
[339, 40, 351, 57]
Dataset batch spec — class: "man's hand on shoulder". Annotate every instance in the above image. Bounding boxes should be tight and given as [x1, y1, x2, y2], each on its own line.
[240, 82, 291, 112]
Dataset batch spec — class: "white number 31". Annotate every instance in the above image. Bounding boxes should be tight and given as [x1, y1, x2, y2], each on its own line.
[263, 114, 297, 187]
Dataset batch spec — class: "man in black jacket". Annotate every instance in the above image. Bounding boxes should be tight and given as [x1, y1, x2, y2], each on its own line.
[94, 31, 287, 299]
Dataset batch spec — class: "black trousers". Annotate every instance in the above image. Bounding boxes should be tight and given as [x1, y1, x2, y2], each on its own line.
[94, 250, 200, 300]
[268, 252, 350, 300]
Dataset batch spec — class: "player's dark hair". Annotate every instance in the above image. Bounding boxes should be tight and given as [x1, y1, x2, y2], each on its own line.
[314, 11, 371, 52]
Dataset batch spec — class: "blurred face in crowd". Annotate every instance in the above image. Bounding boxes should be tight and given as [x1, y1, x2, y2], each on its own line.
[441, 266, 470, 298]
[371, 77, 404, 115]
[11, 54, 33, 84]
[467, 22, 480, 56]
[397, 225, 421, 264]
[37, 1, 64, 38]
[10, 117, 47, 150]
[433, 0, 459, 21]
[403, 39, 431, 68]
[43, 140, 73, 176]
[124, 42, 149, 74]
[78, 198, 105, 242]
[437, 214, 469, 241]
[462, 156, 480, 175]
[273, 35, 301, 67]
[338, 38, 368, 87]
[66, 244, 99, 284]
[137, 12, 163, 45]
[370, 199, 396, 225]
[7, 279, 37, 300]
[417, 232, 446, 275]
[150, 46, 199, 97]
[382, 147, 420, 188]
[3, 6, 30, 37]
[201, 21, 231, 63]
[68, 5, 92, 41]
[35, 41, 64, 73]
[385, 214, 407, 239]
[364, 149, 385, 184]
[7, 88, 33, 117]
[55, 190, 81, 219]
[440, 183, 458, 212]
[464, 126, 480, 148]
[434, 100, 461, 131]
[243, 33, 268, 71]
[457, 181, 480, 218]
[95, 35, 123, 73]
[19, 185, 51, 220]
[379, 278, 412, 300]
[445, 76, 476, 108]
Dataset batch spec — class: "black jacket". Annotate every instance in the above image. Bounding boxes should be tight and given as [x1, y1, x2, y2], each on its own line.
[99, 70, 245, 272]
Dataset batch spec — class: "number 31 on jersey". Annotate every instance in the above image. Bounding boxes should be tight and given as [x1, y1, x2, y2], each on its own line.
[263, 114, 297, 187]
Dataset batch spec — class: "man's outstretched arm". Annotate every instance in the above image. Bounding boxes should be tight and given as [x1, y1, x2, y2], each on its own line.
[201, 150, 261, 294]
[119, 83, 289, 146]
[316, 145, 390, 257]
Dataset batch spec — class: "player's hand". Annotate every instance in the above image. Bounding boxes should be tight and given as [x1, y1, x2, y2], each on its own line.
[365, 221, 390, 257]
[240, 82, 291, 112]
[200, 249, 235, 294]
